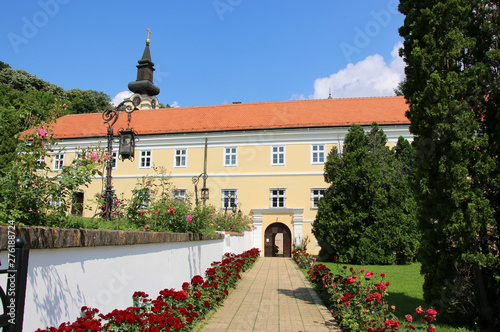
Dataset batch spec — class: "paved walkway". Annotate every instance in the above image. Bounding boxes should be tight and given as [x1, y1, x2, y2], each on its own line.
[200, 257, 341, 332]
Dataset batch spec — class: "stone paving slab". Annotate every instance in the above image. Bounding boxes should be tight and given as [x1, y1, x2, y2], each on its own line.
[200, 257, 341, 332]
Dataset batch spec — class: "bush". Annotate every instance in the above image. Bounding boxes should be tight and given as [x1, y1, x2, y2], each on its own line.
[293, 251, 438, 331]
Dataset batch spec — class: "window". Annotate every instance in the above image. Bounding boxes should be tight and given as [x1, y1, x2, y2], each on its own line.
[311, 188, 326, 209]
[50, 197, 61, 208]
[36, 155, 46, 171]
[71, 192, 84, 216]
[270, 188, 286, 208]
[139, 150, 152, 168]
[111, 151, 117, 170]
[174, 149, 187, 168]
[134, 188, 150, 209]
[221, 189, 237, 210]
[224, 147, 237, 166]
[271, 146, 285, 165]
[311, 144, 325, 164]
[173, 188, 187, 201]
[53, 153, 64, 171]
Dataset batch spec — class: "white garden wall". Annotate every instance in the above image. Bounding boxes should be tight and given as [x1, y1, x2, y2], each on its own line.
[0, 227, 254, 332]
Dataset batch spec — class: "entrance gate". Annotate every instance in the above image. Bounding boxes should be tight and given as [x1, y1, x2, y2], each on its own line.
[264, 222, 291, 257]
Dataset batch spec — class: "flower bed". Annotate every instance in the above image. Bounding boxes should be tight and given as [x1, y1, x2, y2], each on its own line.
[293, 251, 437, 332]
[36, 248, 260, 332]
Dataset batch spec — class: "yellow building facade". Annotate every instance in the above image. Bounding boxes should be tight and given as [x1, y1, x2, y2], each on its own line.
[40, 39, 412, 257]
[45, 98, 411, 257]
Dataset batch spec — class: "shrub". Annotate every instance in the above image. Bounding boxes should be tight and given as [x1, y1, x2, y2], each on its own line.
[294, 251, 437, 331]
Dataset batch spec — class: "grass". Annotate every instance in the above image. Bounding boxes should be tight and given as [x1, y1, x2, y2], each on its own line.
[304, 260, 475, 332]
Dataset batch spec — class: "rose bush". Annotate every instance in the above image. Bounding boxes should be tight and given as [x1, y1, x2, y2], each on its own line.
[35, 248, 260, 331]
[293, 250, 437, 331]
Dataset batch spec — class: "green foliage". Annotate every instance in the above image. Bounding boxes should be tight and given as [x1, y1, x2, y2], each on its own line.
[0, 106, 20, 175]
[0, 61, 11, 71]
[399, 0, 500, 328]
[303, 259, 438, 332]
[65, 88, 111, 114]
[0, 127, 105, 226]
[0, 63, 112, 124]
[313, 123, 419, 265]
[117, 167, 251, 234]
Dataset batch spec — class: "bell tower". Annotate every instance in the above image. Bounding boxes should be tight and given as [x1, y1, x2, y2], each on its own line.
[127, 27, 160, 110]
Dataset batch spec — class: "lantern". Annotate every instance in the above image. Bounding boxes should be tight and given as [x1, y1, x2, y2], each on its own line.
[119, 129, 136, 160]
[200, 187, 209, 201]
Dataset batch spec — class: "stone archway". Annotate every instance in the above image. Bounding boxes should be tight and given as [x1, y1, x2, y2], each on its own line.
[264, 222, 292, 257]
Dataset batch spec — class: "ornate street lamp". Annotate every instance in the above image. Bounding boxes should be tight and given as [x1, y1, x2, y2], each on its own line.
[232, 202, 242, 215]
[102, 98, 139, 219]
[192, 173, 209, 206]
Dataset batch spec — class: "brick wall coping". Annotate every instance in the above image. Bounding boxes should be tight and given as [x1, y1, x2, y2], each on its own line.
[0, 225, 224, 250]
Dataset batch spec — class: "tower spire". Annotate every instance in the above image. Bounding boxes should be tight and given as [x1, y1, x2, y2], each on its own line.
[128, 28, 160, 109]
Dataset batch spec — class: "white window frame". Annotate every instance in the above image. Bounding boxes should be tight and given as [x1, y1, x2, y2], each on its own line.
[139, 150, 152, 169]
[111, 151, 117, 170]
[50, 197, 62, 208]
[223, 147, 238, 167]
[271, 145, 286, 166]
[36, 155, 46, 171]
[173, 188, 187, 201]
[53, 153, 64, 171]
[311, 144, 326, 164]
[174, 148, 187, 168]
[221, 189, 237, 210]
[270, 188, 286, 208]
[311, 188, 326, 209]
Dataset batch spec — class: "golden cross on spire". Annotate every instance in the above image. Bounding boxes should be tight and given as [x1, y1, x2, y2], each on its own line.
[146, 27, 151, 45]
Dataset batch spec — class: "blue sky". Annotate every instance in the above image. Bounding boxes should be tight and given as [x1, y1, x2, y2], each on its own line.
[1, 0, 405, 107]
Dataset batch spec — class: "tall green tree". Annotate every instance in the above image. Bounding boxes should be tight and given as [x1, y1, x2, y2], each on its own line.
[399, 0, 500, 328]
[313, 123, 418, 265]
[0, 106, 20, 175]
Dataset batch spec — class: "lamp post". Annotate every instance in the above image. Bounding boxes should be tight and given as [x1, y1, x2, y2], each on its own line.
[232, 202, 242, 215]
[102, 98, 139, 219]
[192, 173, 209, 206]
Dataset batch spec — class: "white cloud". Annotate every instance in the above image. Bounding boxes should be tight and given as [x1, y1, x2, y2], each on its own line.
[170, 101, 180, 108]
[311, 42, 405, 99]
[111, 91, 133, 106]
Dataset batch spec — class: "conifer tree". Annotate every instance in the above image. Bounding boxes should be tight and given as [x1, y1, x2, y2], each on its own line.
[399, 0, 500, 327]
[313, 123, 418, 265]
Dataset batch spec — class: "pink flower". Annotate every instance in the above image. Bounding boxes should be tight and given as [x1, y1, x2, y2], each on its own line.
[405, 314, 413, 323]
[187, 215, 192, 221]
[37, 128, 48, 139]
[380, 272, 386, 277]
[90, 152, 98, 159]
[144, 224, 150, 230]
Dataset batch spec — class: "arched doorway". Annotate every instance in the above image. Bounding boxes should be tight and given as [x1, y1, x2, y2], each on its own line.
[264, 222, 292, 257]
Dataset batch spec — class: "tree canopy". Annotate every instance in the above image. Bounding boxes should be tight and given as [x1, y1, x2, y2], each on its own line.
[399, 0, 500, 328]
[313, 123, 418, 265]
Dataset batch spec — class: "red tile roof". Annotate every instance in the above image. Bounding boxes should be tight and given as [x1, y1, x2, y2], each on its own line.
[40, 96, 409, 139]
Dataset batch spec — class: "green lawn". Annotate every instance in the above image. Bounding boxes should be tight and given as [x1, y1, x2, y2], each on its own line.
[305, 261, 475, 332]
